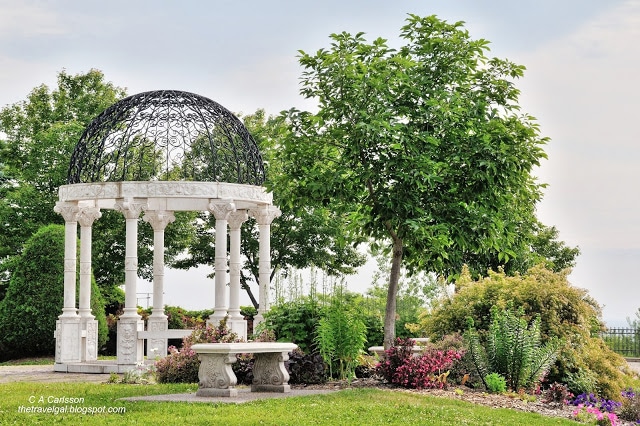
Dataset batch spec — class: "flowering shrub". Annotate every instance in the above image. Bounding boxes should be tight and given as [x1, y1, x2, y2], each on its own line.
[155, 318, 240, 383]
[619, 387, 640, 424]
[570, 393, 621, 413]
[376, 338, 463, 389]
[572, 404, 618, 425]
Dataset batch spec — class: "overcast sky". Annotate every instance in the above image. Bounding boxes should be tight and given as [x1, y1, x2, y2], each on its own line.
[0, 1, 638, 326]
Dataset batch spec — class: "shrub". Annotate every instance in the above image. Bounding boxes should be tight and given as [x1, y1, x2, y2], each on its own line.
[619, 388, 640, 424]
[418, 265, 632, 400]
[262, 298, 321, 353]
[286, 349, 327, 384]
[376, 338, 463, 389]
[155, 318, 239, 383]
[0, 224, 107, 361]
[424, 333, 479, 388]
[314, 290, 368, 380]
[465, 306, 561, 391]
[376, 337, 415, 384]
[543, 382, 573, 405]
[484, 373, 507, 393]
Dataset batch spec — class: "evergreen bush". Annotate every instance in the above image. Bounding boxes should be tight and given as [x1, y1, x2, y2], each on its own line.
[0, 224, 107, 361]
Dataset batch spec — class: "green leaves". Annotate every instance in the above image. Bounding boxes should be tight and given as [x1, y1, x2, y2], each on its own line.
[466, 306, 561, 391]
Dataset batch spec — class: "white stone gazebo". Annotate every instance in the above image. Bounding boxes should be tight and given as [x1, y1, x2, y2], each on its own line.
[53, 90, 280, 373]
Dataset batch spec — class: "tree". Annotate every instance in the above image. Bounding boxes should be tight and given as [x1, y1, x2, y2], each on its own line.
[171, 110, 366, 307]
[276, 15, 549, 348]
[0, 69, 125, 297]
[0, 224, 108, 361]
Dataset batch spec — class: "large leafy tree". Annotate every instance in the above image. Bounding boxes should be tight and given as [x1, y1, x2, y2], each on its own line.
[276, 15, 551, 348]
[0, 69, 126, 298]
[172, 110, 366, 307]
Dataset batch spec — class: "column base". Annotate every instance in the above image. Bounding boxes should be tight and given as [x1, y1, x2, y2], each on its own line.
[55, 318, 82, 363]
[228, 318, 248, 341]
[81, 318, 99, 362]
[117, 318, 144, 365]
[146, 316, 168, 357]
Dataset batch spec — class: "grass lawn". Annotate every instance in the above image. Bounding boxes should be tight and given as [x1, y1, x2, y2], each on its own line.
[0, 381, 577, 425]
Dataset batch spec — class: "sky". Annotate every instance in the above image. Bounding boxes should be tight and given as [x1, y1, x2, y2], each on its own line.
[0, 0, 638, 326]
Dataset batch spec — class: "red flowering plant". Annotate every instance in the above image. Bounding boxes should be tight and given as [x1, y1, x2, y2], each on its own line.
[376, 338, 464, 389]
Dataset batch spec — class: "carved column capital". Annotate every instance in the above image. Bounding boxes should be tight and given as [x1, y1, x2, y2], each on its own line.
[249, 205, 281, 225]
[77, 207, 102, 228]
[228, 210, 248, 230]
[143, 210, 176, 231]
[209, 200, 236, 221]
[54, 202, 80, 222]
[115, 198, 148, 219]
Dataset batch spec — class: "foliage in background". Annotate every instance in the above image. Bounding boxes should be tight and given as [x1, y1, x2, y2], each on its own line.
[419, 265, 634, 399]
[314, 286, 368, 380]
[0, 224, 107, 361]
[484, 373, 507, 394]
[262, 297, 321, 353]
[465, 306, 560, 391]
[171, 109, 366, 308]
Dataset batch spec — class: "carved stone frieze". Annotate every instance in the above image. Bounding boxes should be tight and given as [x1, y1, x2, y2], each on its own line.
[198, 353, 237, 389]
[252, 352, 290, 386]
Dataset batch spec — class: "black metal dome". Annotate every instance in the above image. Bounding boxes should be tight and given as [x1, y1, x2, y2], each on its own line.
[67, 90, 265, 185]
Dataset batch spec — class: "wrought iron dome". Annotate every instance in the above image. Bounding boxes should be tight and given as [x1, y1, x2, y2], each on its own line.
[67, 90, 266, 185]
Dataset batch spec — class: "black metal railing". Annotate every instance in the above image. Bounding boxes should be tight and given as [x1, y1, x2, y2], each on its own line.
[602, 328, 640, 357]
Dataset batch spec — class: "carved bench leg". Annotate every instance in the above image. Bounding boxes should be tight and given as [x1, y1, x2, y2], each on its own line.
[251, 351, 291, 393]
[196, 353, 238, 397]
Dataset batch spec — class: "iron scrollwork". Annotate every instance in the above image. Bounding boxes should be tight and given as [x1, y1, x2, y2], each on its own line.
[67, 90, 266, 186]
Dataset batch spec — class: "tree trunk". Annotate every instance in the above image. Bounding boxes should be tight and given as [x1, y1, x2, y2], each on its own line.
[383, 234, 403, 350]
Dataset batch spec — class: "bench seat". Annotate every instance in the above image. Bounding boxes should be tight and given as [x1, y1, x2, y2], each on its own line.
[191, 342, 298, 397]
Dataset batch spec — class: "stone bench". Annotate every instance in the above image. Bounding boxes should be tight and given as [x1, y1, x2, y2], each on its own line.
[191, 342, 298, 397]
[368, 338, 430, 358]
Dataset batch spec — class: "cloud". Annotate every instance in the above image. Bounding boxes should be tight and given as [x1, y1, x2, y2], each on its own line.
[0, 1, 67, 38]
[519, 1, 640, 250]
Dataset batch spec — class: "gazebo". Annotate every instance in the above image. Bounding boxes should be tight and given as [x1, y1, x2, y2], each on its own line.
[53, 90, 280, 373]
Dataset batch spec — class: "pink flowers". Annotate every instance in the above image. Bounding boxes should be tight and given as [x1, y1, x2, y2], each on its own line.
[572, 404, 619, 426]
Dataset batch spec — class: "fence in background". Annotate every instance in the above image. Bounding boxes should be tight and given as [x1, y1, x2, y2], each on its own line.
[602, 328, 640, 358]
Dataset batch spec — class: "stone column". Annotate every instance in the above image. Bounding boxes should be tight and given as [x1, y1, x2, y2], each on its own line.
[228, 210, 248, 340]
[143, 210, 175, 357]
[115, 198, 147, 366]
[77, 206, 102, 361]
[249, 205, 281, 327]
[208, 200, 235, 326]
[53, 202, 82, 365]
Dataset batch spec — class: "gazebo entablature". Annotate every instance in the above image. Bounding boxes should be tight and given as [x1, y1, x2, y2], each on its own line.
[54, 181, 280, 373]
